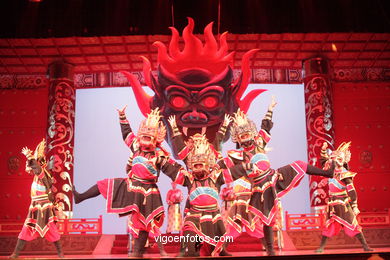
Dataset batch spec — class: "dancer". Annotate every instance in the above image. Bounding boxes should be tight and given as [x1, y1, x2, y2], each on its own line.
[214, 96, 335, 256]
[166, 182, 183, 234]
[73, 107, 176, 257]
[10, 139, 63, 258]
[161, 133, 256, 257]
[316, 142, 373, 253]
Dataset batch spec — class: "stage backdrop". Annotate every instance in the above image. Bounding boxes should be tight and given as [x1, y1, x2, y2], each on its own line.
[73, 83, 309, 234]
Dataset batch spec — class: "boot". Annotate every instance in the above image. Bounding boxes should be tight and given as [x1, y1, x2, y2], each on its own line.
[306, 161, 335, 178]
[127, 233, 133, 256]
[73, 184, 100, 204]
[156, 240, 168, 257]
[54, 240, 64, 258]
[356, 233, 373, 251]
[315, 236, 328, 253]
[128, 231, 148, 257]
[177, 238, 186, 257]
[260, 237, 267, 251]
[9, 239, 26, 259]
[263, 225, 275, 256]
[183, 231, 199, 257]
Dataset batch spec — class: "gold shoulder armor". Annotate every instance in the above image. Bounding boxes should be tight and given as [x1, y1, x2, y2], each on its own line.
[228, 150, 243, 161]
[340, 170, 357, 180]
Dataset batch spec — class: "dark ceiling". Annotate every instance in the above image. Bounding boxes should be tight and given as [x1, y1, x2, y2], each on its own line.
[1, 0, 390, 38]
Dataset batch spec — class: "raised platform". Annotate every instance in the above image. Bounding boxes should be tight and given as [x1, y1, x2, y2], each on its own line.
[1, 228, 389, 258]
[0, 234, 102, 256]
[0, 250, 389, 259]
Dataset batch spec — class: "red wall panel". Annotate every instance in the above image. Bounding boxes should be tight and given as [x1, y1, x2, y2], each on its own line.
[0, 87, 49, 220]
[333, 82, 390, 212]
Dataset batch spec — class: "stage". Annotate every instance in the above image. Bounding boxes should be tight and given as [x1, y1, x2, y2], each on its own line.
[1, 231, 389, 260]
[0, 249, 389, 260]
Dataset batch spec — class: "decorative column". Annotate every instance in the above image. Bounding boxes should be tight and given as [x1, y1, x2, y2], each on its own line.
[303, 57, 335, 212]
[46, 61, 75, 218]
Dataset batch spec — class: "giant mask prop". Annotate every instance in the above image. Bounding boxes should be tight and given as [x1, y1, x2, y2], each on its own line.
[121, 18, 265, 158]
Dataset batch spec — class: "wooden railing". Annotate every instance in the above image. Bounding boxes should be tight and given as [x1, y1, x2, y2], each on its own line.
[285, 211, 326, 231]
[285, 209, 390, 231]
[357, 210, 390, 227]
[0, 215, 103, 235]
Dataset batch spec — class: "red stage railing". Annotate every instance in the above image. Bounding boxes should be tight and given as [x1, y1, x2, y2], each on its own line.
[285, 211, 326, 230]
[285, 210, 390, 231]
[0, 215, 102, 235]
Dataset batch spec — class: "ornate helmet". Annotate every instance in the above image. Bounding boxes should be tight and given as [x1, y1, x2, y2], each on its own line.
[34, 139, 47, 164]
[331, 141, 351, 166]
[24, 139, 46, 172]
[138, 108, 166, 145]
[230, 109, 258, 146]
[186, 134, 216, 175]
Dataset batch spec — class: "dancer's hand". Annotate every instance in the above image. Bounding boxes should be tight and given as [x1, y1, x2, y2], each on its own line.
[223, 114, 232, 127]
[116, 105, 128, 116]
[268, 96, 277, 111]
[353, 206, 360, 216]
[322, 142, 328, 150]
[168, 115, 177, 128]
[21, 147, 33, 158]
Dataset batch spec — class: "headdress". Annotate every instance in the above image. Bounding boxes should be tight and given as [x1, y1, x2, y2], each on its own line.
[138, 108, 166, 143]
[230, 109, 257, 143]
[331, 141, 352, 164]
[186, 134, 215, 172]
[34, 139, 46, 162]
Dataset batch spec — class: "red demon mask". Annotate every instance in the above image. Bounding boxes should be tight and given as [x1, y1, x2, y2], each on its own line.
[121, 18, 265, 158]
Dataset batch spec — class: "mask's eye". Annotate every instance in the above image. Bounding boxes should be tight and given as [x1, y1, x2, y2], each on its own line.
[170, 96, 189, 109]
[201, 96, 219, 109]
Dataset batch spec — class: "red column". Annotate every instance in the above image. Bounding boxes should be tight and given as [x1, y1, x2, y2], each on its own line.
[302, 57, 335, 212]
[46, 61, 75, 218]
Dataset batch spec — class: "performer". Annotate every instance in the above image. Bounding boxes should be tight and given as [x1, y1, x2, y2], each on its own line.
[214, 97, 335, 256]
[10, 139, 63, 258]
[161, 133, 256, 257]
[220, 182, 235, 224]
[316, 142, 373, 253]
[166, 182, 183, 234]
[73, 107, 177, 257]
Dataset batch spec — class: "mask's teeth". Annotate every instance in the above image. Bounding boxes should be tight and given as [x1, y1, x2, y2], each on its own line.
[182, 127, 188, 136]
[201, 127, 207, 135]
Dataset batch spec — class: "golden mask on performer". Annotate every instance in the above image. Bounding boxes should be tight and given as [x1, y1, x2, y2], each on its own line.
[230, 109, 258, 148]
[137, 108, 166, 152]
[24, 139, 47, 174]
[186, 134, 215, 179]
[330, 141, 351, 167]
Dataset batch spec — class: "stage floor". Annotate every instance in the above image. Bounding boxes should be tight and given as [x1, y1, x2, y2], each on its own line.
[1, 248, 389, 259]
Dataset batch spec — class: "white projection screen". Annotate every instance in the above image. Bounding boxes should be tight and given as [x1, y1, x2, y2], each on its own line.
[73, 83, 310, 234]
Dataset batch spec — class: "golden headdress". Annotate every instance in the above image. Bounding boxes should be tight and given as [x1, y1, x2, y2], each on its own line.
[187, 134, 216, 172]
[230, 108, 257, 143]
[331, 141, 352, 164]
[34, 139, 46, 161]
[138, 108, 166, 143]
[336, 141, 351, 153]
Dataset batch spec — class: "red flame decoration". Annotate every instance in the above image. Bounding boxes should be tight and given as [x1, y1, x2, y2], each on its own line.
[153, 17, 234, 75]
[121, 17, 265, 116]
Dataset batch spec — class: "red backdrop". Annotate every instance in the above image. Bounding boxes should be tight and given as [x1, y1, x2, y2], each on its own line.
[0, 87, 49, 220]
[332, 82, 390, 212]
